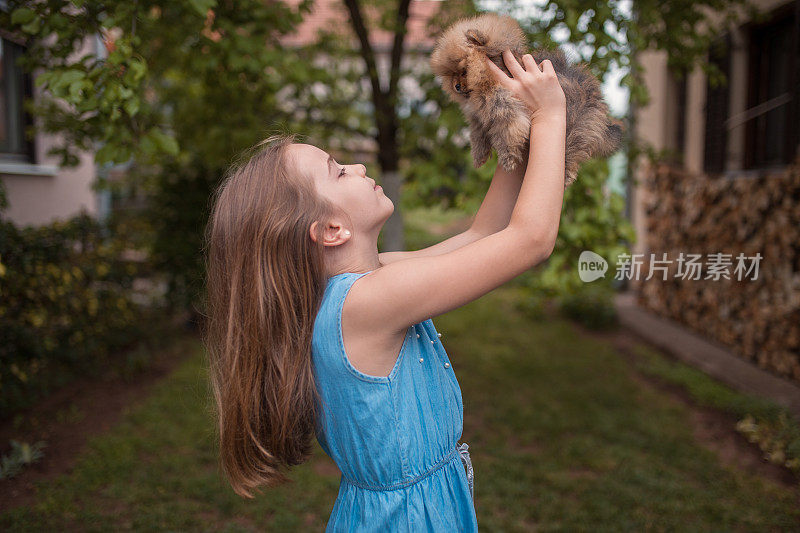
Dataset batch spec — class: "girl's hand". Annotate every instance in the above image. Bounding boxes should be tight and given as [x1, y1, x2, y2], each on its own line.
[485, 49, 566, 125]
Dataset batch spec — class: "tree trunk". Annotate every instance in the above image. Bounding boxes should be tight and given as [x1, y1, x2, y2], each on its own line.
[380, 169, 405, 251]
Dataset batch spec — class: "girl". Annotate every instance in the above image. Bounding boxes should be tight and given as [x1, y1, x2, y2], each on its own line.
[203, 50, 566, 531]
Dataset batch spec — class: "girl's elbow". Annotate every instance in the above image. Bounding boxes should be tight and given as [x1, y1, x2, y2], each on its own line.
[528, 226, 558, 259]
[540, 225, 560, 258]
[542, 239, 556, 261]
[504, 224, 557, 266]
[533, 235, 556, 264]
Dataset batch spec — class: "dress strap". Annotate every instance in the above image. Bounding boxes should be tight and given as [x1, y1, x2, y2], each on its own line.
[457, 442, 474, 501]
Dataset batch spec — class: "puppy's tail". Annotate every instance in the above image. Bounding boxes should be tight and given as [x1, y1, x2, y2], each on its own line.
[599, 118, 626, 156]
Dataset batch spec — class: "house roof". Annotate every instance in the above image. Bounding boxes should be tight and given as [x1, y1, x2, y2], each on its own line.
[279, 0, 442, 50]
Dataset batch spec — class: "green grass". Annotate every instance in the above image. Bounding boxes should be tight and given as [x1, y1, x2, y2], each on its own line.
[630, 343, 800, 476]
[441, 288, 800, 531]
[3, 272, 799, 531]
[395, 204, 472, 251]
[630, 343, 789, 421]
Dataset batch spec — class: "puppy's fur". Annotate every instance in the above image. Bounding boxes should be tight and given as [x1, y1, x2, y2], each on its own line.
[430, 12, 624, 186]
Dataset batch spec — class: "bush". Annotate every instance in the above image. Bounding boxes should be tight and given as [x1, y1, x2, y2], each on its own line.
[0, 439, 47, 479]
[557, 284, 619, 330]
[0, 212, 172, 416]
[633, 343, 800, 477]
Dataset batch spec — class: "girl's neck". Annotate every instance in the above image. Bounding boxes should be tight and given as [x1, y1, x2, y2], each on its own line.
[326, 235, 383, 277]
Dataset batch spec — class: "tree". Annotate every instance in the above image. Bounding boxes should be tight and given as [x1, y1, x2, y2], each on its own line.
[473, 0, 760, 311]
[272, 0, 489, 252]
[3, 0, 761, 314]
[3, 0, 317, 166]
[3, 0, 316, 314]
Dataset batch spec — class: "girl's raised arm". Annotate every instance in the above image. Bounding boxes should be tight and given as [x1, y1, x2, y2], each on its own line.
[377, 156, 526, 266]
[349, 51, 566, 334]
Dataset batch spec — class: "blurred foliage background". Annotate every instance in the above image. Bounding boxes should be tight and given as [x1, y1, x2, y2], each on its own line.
[0, 0, 760, 415]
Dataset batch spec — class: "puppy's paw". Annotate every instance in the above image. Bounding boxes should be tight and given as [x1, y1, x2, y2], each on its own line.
[471, 146, 491, 167]
[472, 153, 490, 168]
[498, 151, 521, 172]
[498, 143, 527, 172]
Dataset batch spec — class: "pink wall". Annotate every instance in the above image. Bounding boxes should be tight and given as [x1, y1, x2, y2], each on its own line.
[0, 35, 99, 228]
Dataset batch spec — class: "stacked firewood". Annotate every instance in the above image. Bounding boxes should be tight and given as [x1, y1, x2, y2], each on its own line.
[638, 157, 800, 383]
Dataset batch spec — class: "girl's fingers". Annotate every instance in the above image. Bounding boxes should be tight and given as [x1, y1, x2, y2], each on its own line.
[540, 59, 554, 74]
[502, 49, 525, 79]
[484, 56, 513, 90]
[521, 53, 539, 73]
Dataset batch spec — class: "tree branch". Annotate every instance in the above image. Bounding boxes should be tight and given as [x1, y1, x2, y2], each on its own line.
[342, 0, 389, 115]
[388, 0, 412, 108]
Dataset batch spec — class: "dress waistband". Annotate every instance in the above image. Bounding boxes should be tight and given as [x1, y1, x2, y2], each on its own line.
[341, 441, 474, 495]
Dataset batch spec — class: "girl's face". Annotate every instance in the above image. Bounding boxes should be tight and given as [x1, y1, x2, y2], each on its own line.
[290, 143, 393, 235]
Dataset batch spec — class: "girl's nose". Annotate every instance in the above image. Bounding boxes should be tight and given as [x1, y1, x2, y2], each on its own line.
[357, 164, 367, 176]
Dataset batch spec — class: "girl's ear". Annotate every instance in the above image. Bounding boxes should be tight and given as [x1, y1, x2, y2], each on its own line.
[309, 221, 320, 243]
[309, 220, 351, 246]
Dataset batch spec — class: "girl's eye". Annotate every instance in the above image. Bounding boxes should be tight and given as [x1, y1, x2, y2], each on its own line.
[338, 166, 346, 178]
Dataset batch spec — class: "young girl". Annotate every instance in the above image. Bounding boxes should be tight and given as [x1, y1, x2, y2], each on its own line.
[203, 50, 566, 531]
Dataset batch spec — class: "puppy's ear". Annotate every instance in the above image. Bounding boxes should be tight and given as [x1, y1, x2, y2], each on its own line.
[465, 29, 487, 47]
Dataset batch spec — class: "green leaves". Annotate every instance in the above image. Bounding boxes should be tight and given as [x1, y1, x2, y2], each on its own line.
[11, 6, 42, 34]
[143, 128, 179, 157]
[123, 98, 140, 118]
[0, 212, 157, 415]
[187, 0, 217, 17]
[10, 7, 36, 25]
[94, 142, 119, 165]
[521, 156, 635, 302]
[124, 59, 147, 85]
[43, 69, 87, 100]
[1, 0, 230, 168]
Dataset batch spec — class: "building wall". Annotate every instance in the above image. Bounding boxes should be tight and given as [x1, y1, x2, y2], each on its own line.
[1, 144, 98, 228]
[633, 0, 795, 171]
[630, 0, 800, 383]
[630, 0, 796, 275]
[0, 35, 99, 228]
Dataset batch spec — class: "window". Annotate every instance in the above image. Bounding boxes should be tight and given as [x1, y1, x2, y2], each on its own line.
[703, 33, 731, 175]
[743, 2, 799, 169]
[674, 68, 688, 159]
[666, 65, 688, 165]
[0, 36, 35, 163]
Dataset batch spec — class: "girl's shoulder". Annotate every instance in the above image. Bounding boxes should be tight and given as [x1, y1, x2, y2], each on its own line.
[313, 271, 389, 384]
[315, 271, 371, 337]
[322, 271, 370, 307]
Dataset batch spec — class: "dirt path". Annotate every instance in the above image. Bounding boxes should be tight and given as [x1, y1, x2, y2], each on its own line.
[572, 321, 799, 489]
[0, 332, 198, 512]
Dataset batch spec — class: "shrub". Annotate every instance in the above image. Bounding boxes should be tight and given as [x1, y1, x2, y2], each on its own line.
[0, 212, 171, 416]
[0, 439, 47, 479]
[557, 284, 619, 330]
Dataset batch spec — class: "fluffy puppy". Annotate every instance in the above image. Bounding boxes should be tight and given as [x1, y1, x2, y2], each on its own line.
[430, 12, 624, 186]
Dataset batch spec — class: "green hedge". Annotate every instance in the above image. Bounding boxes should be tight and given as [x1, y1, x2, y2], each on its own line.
[0, 212, 169, 416]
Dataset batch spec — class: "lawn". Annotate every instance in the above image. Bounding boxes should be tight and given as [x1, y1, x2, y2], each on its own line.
[2, 278, 799, 531]
[3, 207, 799, 531]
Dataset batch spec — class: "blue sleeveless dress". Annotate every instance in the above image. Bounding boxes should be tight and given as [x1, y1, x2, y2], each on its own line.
[311, 271, 478, 532]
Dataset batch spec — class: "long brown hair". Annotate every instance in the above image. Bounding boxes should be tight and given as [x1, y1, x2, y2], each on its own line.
[201, 132, 341, 498]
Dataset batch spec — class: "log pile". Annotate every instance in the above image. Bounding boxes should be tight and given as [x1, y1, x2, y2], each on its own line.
[638, 156, 800, 383]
